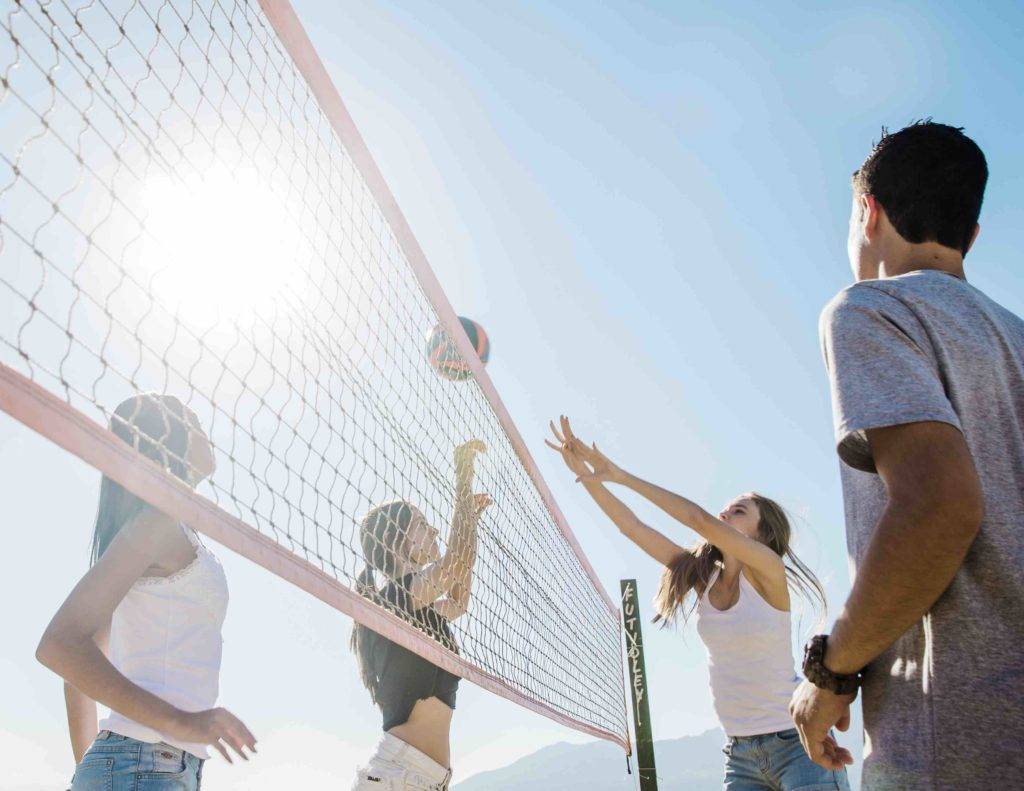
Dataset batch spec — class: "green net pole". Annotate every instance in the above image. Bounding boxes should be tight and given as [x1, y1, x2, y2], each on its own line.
[621, 579, 658, 791]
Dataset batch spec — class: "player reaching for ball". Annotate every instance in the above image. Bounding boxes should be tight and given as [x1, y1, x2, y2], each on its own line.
[349, 440, 491, 791]
[547, 417, 850, 791]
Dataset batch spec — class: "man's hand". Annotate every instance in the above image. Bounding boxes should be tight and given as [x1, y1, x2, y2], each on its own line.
[789, 680, 855, 770]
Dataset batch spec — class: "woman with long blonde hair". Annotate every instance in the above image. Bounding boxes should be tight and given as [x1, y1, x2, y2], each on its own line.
[547, 417, 850, 791]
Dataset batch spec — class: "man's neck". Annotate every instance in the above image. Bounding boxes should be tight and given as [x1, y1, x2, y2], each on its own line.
[877, 242, 966, 280]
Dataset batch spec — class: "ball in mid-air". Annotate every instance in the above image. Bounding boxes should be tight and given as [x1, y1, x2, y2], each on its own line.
[426, 316, 490, 381]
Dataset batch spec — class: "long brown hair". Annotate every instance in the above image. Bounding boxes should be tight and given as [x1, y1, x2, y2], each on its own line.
[349, 500, 416, 700]
[652, 493, 826, 627]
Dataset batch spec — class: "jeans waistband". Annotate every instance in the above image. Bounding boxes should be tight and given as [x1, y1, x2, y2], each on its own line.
[375, 733, 451, 784]
[94, 730, 203, 763]
[730, 727, 799, 744]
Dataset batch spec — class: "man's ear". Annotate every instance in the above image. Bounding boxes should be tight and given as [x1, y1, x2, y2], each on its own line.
[965, 223, 981, 256]
[862, 194, 882, 241]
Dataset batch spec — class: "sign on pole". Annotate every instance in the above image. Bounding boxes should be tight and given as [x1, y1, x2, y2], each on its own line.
[621, 579, 658, 791]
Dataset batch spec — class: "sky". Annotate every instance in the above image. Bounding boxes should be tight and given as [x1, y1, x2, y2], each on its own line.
[2, 1, 1023, 789]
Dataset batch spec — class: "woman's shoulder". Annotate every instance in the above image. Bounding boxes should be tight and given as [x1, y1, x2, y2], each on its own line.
[118, 508, 191, 555]
[123, 511, 206, 579]
[126, 506, 179, 535]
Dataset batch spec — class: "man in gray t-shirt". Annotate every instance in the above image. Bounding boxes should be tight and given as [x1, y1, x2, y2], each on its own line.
[790, 122, 1024, 791]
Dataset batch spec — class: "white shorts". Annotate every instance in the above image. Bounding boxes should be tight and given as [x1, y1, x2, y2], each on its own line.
[351, 733, 452, 791]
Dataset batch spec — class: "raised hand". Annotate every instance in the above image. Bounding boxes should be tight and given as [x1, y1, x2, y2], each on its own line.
[448, 581, 470, 608]
[455, 439, 487, 483]
[545, 419, 590, 478]
[166, 706, 257, 764]
[572, 441, 623, 485]
[473, 492, 493, 516]
[545, 416, 625, 485]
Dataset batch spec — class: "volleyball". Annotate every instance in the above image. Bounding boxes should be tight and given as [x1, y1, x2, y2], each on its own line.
[426, 317, 490, 381]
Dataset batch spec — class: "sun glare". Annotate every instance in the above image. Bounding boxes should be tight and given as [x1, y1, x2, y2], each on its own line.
[143, 168, 302, 328]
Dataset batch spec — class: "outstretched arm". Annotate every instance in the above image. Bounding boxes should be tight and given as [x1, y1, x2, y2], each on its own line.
[407, 440, 490, 611]
[432, 490, 491, 620]
[547, 425, 682, 565]
[549, 417, 784, 586]
[615, 471, 784, 585]
[584, 481, 686, 567]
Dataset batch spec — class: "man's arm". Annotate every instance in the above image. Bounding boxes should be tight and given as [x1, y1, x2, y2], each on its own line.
[791, 420, 984, 769]
[824, 420, 984, 674]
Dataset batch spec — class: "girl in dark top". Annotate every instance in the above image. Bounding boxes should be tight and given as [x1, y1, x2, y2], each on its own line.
[350, 440, 490, 791]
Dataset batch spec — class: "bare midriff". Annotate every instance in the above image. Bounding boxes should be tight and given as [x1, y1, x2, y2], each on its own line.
[386, 695, 454, 768]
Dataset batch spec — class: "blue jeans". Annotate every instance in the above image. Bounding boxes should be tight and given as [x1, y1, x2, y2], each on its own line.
[723, 728, 850, 790]
[70, 731, 204, 790]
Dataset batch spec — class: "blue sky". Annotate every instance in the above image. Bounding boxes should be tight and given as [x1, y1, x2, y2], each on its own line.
[2, 1, 1022, 789]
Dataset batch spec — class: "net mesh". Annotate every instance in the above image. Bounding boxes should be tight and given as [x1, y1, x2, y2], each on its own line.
[0, 0, 626, 745]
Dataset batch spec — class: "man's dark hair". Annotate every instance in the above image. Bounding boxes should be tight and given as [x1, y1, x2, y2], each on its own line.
[852, 121, 988, 255]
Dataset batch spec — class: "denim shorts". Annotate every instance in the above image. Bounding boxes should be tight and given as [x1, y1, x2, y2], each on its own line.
[351, 733, 451, 790]
[70, 731, 204, 791]
[723, 728, 850, 790]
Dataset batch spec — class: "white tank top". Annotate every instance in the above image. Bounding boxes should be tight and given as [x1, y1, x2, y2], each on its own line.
[99, 526, 228, 758]
[694, 568, 799, 737]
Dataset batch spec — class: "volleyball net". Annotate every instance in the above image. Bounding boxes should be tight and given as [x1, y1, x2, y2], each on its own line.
[0, 0, 628, 747]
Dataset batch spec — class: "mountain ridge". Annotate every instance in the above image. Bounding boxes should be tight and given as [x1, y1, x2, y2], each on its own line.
[454, 728, 726, 791]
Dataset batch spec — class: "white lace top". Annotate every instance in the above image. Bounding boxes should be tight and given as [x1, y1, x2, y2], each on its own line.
[99, 526, 228, 758]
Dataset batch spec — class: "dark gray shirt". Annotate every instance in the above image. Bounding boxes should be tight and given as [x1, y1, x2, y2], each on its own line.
[820, 270, 1024, 791]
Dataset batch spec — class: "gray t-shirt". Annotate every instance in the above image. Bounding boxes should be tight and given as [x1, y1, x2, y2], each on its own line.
[820, 270, 1024, 791]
